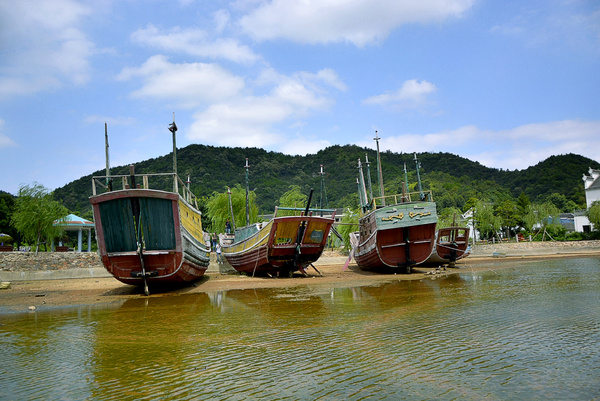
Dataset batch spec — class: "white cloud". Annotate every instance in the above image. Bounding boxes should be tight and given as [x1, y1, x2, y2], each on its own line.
[299, 69, 349, 92]
[0, 0, 95, 98]
[187, 70, 340, 148]
[214, 9, 231, 34]
[0, 119, 17, 148]
[130, 24, 260, 64]
[363, 79, 437, 107]
[238, 0, 474, 46]
[278, 136, 332, 156]
[117, 55, 246, 108]
[490, 2, 600, 54]
[370, 120, 600, 171]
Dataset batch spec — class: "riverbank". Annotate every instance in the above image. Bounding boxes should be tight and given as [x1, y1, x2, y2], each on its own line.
[1, 240, 599, 314]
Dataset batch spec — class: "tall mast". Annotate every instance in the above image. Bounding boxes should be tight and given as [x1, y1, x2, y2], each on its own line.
[186, 175, 191, 203]
[227, 187, 236, 230]
[104, 122, 111, 191]
[403, 162, 408, 201]
[374, 131, 385, 206]
[104, 122, 110, 177]
[319, 164, 326, 216]
[357, 159, 369, 212]
[244, 158, 250, 226]
[365, 153, 374, 202]
[414, 152, 423, 199]
[168, 113, 178, 193]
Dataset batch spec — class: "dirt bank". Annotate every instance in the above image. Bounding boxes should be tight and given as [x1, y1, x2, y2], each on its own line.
[1, 244, 599, 314]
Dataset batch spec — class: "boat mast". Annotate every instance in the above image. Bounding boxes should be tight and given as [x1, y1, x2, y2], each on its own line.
[357, 159, 369, 212]
[403, 162, 409, 201]
[365, 153, 374, 202]
[168, 113, 178, 193]
[244, 158, 250, 226]
[356, 177, 362, 209]
[227, 187, 236, 230]
[186, 175, 191, 203]
[374, 131, 385, 206]
[414, 152, 424, 200]
[104, 122, 112, 191]
[319, 164, 327, 216]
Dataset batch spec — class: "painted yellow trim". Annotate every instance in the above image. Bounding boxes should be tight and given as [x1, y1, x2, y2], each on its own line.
[179, 199, 204, 242]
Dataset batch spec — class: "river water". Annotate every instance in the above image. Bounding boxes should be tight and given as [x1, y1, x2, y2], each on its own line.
[1, 257, 599, 400]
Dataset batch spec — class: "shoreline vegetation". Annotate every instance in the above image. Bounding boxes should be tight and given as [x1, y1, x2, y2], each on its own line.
[1, 240, 599, 314]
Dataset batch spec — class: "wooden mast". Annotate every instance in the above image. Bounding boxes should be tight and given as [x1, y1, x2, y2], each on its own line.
[244, 158, 250, 226]
[227, 187, 236, 231]
[414, 152, 424, 200]
[365, 154, 374, 202]
[104, 122, 112, 191]
[374, 131, 385, 206]
[168, 113, 178, 193]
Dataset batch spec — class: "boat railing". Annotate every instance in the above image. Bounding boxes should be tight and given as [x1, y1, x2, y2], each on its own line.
[91, 171, 199, 209]
[274, 207, 337, 218]
[369, 190, 434, 209]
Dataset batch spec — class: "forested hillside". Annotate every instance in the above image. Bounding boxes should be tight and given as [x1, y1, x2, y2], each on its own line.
[52, 145, 599, 217]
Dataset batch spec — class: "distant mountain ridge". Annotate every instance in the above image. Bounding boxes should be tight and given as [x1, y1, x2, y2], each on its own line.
[52, 144, 600, 216]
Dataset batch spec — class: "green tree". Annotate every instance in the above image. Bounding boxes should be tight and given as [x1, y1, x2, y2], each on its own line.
[473, 200, 501, 240]
[463, 197, 478, 213]
[277, 185, 308, 216]
[516, 192, 530, 228]
[205, 185, 259, 233]
[546, 192, 579, 212]
[495, 199, 518, 239]
[587, 201, 600, 230]
[336, 207, 359, 251]
[0, 191, 20, 246]
[523, 202, 560, 238]
[437, 206, 464, 229]
[11, 183, 69, 253]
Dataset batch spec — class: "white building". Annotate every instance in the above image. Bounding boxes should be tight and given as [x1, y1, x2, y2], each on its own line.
[583, 167, 600, 208]
[581, 167, 600, 232]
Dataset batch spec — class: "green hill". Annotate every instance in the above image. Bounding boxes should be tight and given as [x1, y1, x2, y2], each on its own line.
[52, 145, 600, 218]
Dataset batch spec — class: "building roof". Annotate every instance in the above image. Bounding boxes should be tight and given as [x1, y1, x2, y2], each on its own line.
[53, 214, 94, 230]
[583, 167, 600, 190]
[589, 176, 600, 190]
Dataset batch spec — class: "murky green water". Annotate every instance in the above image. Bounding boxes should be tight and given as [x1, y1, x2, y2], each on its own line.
[1, 258, 599, 400]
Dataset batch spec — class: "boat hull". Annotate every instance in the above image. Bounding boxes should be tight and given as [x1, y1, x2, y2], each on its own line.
[90, 189, 210, 286]
[222, 215, 334, 276]
[354, 201, 437, 273]
[422, 226, 471, 265]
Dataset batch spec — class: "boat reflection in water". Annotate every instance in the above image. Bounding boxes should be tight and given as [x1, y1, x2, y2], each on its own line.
[2, 258, 599, 400]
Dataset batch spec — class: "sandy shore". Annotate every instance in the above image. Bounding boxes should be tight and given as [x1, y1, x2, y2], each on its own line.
[2, 244, 599, 314]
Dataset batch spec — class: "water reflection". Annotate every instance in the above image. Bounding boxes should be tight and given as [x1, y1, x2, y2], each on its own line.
[1, 258, 599, 400]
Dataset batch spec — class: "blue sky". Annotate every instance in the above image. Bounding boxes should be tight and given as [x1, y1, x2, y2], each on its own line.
[1, 0, 599, 195]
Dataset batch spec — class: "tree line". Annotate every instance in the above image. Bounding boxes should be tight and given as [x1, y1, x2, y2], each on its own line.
[2, 146, 600, 250]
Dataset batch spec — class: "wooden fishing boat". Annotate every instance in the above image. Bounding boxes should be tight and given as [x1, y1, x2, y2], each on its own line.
[352, 136, 437, 273]
[422, 226, 471, 266]
[89, 120, 210, 295]
[353, 191, 438, 273]
[221, 190, 335, 277]
[90, 168, 210, 294]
